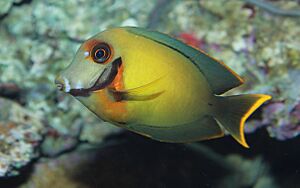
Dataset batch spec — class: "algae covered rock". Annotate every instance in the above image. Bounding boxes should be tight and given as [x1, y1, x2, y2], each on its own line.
[0, 0, 299, 185]
[0, 0, 14, 17]
[0, 98, 44, 176]
[167, 0, 300, 140]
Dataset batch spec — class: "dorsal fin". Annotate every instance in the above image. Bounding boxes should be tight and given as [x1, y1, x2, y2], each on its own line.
[125, 27, 244, 95]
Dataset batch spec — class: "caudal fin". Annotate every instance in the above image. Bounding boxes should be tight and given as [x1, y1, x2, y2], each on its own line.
[214, 94, 271, 148]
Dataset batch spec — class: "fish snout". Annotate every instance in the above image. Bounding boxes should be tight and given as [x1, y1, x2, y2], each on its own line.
[55, 75, 68, 92]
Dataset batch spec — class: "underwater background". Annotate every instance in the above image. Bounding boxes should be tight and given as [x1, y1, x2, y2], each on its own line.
[0, 0, 299, 187]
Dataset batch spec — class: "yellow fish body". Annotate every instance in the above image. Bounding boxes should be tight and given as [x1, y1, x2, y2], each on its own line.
[55, 27, 271, 148]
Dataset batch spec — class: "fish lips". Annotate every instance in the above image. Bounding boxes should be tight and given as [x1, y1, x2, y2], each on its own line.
[69, 57, 122, 97]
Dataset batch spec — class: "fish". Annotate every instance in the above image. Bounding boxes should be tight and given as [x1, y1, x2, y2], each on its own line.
[55, 27, 271, 148]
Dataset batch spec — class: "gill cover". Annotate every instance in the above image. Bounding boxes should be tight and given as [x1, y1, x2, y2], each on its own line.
[55, 37, 122, 96]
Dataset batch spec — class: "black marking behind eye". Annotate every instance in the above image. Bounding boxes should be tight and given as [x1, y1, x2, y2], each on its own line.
[69, 57, 122, 97]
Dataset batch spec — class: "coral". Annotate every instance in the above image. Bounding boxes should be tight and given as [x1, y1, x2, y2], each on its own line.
[80, 122, 119, 145]
[0, 0, 153, 177]
[170, 0, 300, 140]
[0, 98, 43, 176]
[0, 0, 12, 15]
[0, 0, 299, 182]
[219, 154, 278, 188]
[20, 153, 89, 188]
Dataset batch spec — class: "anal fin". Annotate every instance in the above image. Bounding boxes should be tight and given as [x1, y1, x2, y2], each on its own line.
[124, 116, 224, 143]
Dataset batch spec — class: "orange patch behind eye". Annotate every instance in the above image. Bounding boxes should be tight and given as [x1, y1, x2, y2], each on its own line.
[93, 63, 128, 123]
[110, 63, 124, 91]
[84, 39, 102, 51]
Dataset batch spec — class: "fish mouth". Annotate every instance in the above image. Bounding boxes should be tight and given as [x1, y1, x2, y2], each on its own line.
[69, 57, 122, 97]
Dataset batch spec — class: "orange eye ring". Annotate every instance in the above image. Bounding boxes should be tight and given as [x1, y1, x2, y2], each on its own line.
[91, 43, 111, 64]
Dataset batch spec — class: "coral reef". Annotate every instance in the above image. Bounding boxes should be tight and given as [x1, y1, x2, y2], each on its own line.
[0, 98, 43, 176]
[169, 0, 300, 140]
[0, 0, 299, 187]
[19, 133, 279, 188]
[219, 155, 277, 188]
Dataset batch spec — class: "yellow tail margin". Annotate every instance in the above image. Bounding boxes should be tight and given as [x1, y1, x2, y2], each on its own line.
[214, 94, 272, 148]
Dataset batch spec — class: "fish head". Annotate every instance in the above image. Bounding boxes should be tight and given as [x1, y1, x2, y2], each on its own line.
[55, 30, 123, 99]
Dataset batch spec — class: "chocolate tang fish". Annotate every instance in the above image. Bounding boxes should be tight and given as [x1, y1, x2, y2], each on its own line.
[55, 27, 271, 148]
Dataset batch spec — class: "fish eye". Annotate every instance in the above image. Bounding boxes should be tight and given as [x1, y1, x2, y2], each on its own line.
[91, 43, 111, 64]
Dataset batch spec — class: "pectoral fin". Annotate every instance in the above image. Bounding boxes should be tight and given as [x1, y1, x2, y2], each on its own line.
[109, 77, 165, 101]
[124, 116, 224, 143]
[111, 90, 164, 101]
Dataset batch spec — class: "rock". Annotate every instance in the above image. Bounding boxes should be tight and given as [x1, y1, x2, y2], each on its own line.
[0, 0, 14, 17]
[0, 98, 44, 176]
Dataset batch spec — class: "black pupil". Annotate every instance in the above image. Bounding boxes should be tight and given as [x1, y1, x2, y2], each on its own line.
[95, 49, 105, 59]
[92, 43, 111, 64]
